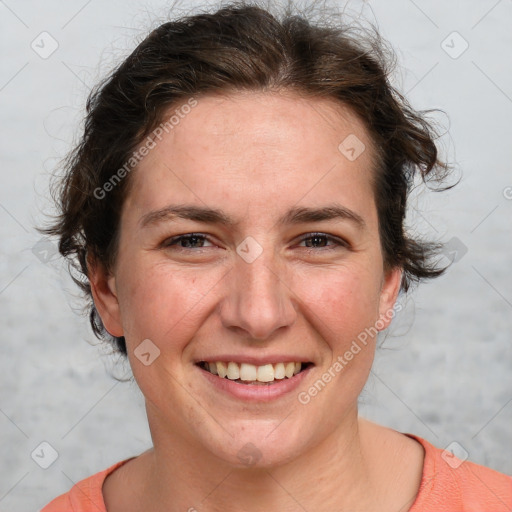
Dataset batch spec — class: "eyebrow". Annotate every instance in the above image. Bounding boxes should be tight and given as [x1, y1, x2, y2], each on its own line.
[139, 203, 366, 230]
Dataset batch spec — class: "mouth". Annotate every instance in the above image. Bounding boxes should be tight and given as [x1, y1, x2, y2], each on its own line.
[196, 361, 314, 385]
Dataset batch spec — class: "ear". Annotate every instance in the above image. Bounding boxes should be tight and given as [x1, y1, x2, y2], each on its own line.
[376, 266, 402, 331]
[87, 254, 124, 337]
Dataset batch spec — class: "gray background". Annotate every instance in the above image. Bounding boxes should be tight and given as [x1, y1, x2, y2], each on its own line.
[1, 0, 511, 510]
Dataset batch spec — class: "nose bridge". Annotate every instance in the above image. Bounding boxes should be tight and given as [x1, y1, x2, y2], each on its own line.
[221, 240, 296, 340]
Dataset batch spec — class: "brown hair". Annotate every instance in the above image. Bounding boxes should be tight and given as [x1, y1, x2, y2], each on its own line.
[42, 1, 453, 356]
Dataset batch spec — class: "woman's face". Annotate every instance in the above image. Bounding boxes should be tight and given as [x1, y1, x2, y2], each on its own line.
[92, 90, 401, 467]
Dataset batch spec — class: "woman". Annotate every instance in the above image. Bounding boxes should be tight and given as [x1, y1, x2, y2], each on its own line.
[41, 2, 511, 511]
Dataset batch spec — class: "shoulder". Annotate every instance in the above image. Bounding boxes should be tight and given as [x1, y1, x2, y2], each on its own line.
[40, 492, 72, 512]
[407, 433, 512, 511]
[40, 458, 134, 512]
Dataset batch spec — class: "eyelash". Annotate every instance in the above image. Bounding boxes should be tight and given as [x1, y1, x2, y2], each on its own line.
[162, 232, 348, 252]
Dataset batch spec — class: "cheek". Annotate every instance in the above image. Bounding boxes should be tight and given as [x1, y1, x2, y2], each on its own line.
[115, 258, 225, 348]
[292, 268, 382, 419]
[295, 265, 383, 381]
[299, 265, 382, 332]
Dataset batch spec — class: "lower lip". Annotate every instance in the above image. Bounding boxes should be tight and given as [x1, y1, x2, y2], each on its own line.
[197, 364, 313, 402]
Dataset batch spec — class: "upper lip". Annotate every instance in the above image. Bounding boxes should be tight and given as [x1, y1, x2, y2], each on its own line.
[194, 355, 314, 366]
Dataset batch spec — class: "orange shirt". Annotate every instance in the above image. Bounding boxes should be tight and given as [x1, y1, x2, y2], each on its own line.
[41, 433, 512, 511]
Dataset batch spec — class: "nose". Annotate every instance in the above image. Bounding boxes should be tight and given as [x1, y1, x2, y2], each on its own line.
[219, 247, 297, 341]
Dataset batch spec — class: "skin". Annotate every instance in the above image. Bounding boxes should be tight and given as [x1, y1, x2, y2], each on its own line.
[90, 90, 425, 511]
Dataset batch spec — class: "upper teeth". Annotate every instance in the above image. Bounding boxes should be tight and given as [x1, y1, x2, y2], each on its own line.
[205, 361, 303, 382]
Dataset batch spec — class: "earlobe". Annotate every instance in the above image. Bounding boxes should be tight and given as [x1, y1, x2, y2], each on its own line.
[87, 255, 124, 337]
[377, 267, 402, 331]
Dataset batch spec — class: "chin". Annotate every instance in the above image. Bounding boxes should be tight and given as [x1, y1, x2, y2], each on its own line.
[204, 419, 309, 469]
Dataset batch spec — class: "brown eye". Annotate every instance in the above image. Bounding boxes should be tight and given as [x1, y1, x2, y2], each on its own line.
[163, 233, 213, 249]
[298, 233, 348, 250]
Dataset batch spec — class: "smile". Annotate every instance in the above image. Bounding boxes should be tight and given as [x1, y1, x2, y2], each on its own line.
[197, 361, 313, 385]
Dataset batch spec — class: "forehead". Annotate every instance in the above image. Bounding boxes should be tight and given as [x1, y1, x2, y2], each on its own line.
[161, 90, 373, 164]
[124, 90, 377, 227]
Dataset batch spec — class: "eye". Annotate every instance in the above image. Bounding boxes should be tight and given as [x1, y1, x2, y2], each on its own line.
[161, 232, 348, 253]
[297, 232, 348, 251]
[162, 233, 214, 250]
